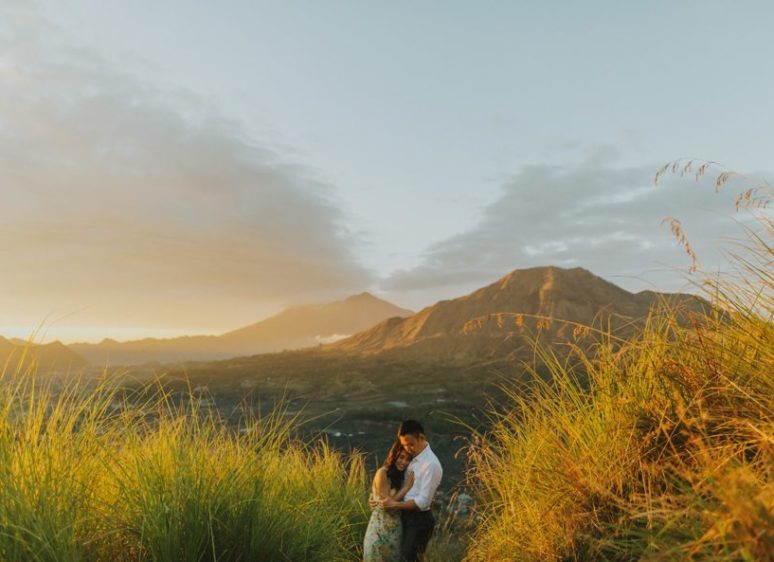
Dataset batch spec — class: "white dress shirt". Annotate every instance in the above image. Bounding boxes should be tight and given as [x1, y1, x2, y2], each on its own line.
[404, 442, 443, 511]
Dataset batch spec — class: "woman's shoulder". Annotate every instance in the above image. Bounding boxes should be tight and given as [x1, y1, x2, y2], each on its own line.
[372, 467, 388, 491]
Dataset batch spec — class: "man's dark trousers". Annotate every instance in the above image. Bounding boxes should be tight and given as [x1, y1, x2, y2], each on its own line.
[400, 510, 435, 561]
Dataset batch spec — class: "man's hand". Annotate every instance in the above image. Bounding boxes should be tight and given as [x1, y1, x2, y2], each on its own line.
[368, 496, 380, 509]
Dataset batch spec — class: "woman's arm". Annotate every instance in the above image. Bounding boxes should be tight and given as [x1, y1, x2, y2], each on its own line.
[391, 470, 415, 501]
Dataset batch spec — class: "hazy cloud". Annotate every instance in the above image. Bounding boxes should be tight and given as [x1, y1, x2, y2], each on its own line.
[383, 149, 758, 296]
[0, 6, 371, 334]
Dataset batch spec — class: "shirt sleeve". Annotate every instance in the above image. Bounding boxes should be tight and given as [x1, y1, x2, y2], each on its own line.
[411, 461, 442, 511]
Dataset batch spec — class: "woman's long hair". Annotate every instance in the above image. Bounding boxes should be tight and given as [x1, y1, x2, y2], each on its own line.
[383, 440, 410, 490]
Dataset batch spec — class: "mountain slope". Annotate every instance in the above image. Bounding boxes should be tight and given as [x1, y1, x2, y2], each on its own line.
[0, 337, 89, 373]
[69, 293, 413, 366]
[331, 266, 705, 362]
[220, 292, 413, 346]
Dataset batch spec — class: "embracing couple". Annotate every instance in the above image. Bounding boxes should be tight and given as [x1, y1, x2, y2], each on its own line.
[363, 419, 443, 562]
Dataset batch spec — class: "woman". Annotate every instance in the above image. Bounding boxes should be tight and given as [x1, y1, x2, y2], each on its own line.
[363, 441, 415, 561]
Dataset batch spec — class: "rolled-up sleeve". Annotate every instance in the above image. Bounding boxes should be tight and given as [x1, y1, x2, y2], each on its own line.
[412, 462, 443, 511]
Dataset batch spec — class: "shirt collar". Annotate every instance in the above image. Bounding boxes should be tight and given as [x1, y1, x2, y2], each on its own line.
[412, 442, 431, 462]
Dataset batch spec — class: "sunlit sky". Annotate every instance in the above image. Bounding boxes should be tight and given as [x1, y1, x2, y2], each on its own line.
[2, 1, 773, 343]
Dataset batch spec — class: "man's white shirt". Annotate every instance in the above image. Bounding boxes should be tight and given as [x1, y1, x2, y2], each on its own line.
[405, 442, 443, 511]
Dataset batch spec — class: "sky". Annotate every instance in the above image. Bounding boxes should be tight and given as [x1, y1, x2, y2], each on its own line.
[1, 0, 773, 343]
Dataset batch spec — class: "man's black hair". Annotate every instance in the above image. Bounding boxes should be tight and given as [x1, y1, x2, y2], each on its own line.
[397, 419, 424, 437]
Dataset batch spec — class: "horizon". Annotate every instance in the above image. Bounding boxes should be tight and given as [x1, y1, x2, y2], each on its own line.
[3, 263, 703, 344]
[2, 1, 771, 343]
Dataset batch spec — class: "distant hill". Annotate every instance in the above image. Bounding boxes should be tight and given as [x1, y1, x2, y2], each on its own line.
[69, 293, 413, 366]
[0, 336, 89, 373]
[331, 266, 706, 363]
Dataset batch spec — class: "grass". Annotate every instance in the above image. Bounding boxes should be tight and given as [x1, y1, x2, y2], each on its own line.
[0, 362, 368, 562]
[0, 359, 473, 562]
[466, 190, 773, 560]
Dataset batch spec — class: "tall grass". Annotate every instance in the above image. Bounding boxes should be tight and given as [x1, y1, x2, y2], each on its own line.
[467, 194, 773, 560]
[0, 363, 367, 561]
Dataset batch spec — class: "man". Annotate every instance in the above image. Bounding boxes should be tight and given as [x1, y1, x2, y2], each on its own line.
[381, 419, 443, 562]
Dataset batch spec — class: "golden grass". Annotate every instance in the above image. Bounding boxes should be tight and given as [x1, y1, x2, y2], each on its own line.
[465, 175, 773, 561]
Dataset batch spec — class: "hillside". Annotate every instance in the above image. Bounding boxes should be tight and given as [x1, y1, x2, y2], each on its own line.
[69, 293, 413, 366]
[331, 266, 706, 362]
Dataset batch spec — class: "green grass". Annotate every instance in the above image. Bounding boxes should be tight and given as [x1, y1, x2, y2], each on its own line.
[0, 363, 368, 562]
[466, 211, 774, 560]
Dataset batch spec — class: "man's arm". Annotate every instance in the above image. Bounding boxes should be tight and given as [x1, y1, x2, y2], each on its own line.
[381, 469, 418, 510]
[381, 497, 418, 511]
[384, 462, 442, 511]
[392, 470, 414, 500]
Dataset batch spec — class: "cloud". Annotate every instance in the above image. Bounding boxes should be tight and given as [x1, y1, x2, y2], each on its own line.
[382, 149, 755, 295]
[0, 7, 371, 333]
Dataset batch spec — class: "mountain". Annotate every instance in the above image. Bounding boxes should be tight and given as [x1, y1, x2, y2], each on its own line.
[69, 293, 413, 366]
[330, 266, 706, 362]
[0, 336, 89, 373]
[219, 292, 413, 347]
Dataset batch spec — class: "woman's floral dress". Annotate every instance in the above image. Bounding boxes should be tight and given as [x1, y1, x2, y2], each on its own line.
[363, 478, 402, 561]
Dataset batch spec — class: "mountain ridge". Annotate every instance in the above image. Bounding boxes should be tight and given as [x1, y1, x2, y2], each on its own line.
[330, 266, 705, 361]
[0, 336, 89, 372]
[68, 292, 413, 366]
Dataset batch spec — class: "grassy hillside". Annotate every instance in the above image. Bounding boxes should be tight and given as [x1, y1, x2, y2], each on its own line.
[466, 207, 773, 560]
[0, 364, 368, 562]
